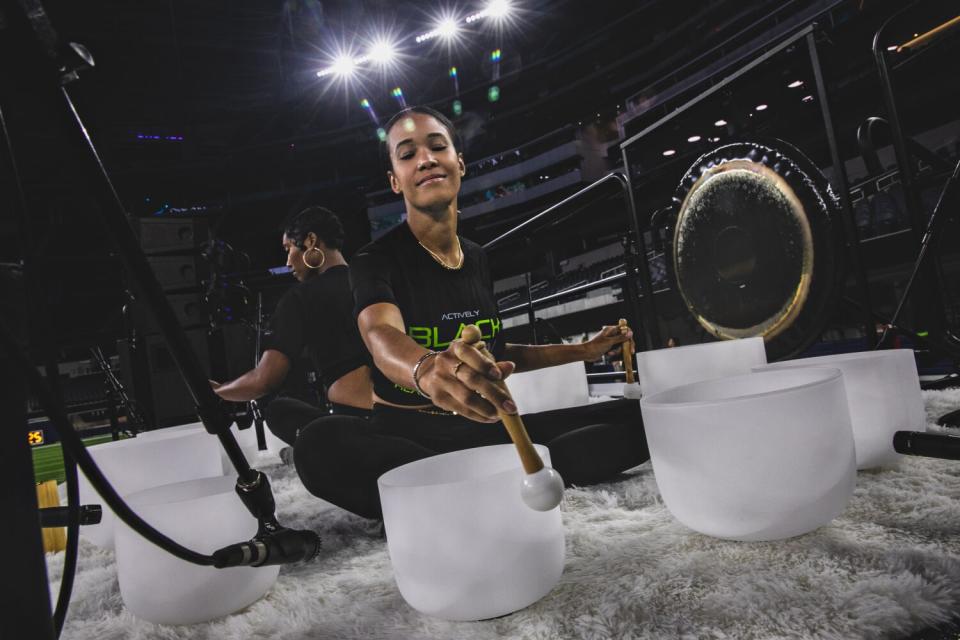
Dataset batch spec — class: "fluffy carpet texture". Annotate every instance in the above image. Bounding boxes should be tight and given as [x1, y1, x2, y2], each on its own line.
[50, 389, 960, 640]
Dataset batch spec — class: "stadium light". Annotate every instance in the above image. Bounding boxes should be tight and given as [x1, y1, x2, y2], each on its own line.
[367, 39, 397, 65]
[437, 17, 459, 40]
[487, 0, 511, 19]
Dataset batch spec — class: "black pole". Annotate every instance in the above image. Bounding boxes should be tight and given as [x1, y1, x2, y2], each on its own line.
[807, 29, 875, 347]
[57, 82, 254, 480]
[872, 6, 946, 340]
[0, 264, 55, 640]
[252, 292, 267, 450]
[523, 239, 538, 344]
[616, 169, 660, 350]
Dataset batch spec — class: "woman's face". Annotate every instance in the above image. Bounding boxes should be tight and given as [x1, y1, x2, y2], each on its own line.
[386, 112, 465, 213]
[283, 232, 319, 282]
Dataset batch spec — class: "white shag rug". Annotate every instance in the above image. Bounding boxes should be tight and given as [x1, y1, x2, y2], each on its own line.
[50, 389, 960, 640]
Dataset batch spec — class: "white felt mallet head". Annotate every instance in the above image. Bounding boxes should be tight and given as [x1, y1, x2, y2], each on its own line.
[460, 325, 564, 511]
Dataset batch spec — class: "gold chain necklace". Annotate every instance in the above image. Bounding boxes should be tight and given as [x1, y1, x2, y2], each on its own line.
[417, 236, 464, 270]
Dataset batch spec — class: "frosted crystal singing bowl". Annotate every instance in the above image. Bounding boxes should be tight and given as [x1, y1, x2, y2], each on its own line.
[636, 336, 767, 397]
[115, 475, 279, 625]
[754, 349, 923, 469]
[78, 429, 223, 549]
[507, 360, 590, 414]
[640, 368, 855, 541]
[378, 444, 564, 621]
[219, 422, 288, 474]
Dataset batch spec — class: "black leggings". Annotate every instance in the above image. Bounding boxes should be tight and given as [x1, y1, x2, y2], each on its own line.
[264, 397, 370, 446]
[293, 399, 648, 520]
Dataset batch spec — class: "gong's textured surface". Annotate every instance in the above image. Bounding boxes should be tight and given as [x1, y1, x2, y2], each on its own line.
[668, 140, 845, 360]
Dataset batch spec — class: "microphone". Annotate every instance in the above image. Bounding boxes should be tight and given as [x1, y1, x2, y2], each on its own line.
[893, 431, 960, 461]
[212, 527, 321, 568]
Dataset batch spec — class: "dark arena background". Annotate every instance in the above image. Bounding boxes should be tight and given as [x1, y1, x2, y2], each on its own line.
[3, 0, 960, 638]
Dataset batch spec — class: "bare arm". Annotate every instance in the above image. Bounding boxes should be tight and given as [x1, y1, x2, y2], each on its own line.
[357, 302, 517, 422]
[211, 349, 290, 402]
[503, 324, 632, 372]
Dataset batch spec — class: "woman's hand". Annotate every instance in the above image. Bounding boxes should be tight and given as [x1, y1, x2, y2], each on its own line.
[418, 340, 517, 423]
[583, 324, 633, 362]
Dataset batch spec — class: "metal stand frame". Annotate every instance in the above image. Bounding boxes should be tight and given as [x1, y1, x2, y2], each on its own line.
[618, 24, 875, 348]
[482, 171, 660, 351]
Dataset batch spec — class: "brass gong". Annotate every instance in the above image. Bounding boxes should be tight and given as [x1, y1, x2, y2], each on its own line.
[667, 141, 845, 360]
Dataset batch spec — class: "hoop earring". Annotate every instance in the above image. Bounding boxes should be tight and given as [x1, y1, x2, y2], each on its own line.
[302, 246, 325, 270]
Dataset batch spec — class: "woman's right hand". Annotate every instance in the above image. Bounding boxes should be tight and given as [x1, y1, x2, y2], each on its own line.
[418, 340, 517, 423]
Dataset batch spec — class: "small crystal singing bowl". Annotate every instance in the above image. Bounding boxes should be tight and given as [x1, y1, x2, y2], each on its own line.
[78, 428, 223, 549]
[636, 336, 768, 397]
[754, 349, 924, 469]
[507, 360, 591, 414]
[115, 475, 279, 625]
[640, 367, 856, 541]
[378, 444, 565, 621]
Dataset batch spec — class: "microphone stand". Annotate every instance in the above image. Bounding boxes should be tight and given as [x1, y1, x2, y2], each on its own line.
[250, 291, 268, 450]
[0, 2, 320, 635]
[90, 345, 145, 436]
[873, 158, 960, 429]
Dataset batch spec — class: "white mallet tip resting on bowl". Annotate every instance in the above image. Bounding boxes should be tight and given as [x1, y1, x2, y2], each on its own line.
[460, 324, 564, 511]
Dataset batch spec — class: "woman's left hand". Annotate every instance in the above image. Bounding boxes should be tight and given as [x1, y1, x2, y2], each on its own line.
[584, 324, 633, 361]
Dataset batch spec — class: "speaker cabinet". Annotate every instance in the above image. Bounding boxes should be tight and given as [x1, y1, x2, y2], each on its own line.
[117, 328, 210, 428]
[132, 217, 208, 255]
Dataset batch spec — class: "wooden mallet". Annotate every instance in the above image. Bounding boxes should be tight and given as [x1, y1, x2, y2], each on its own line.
[619, 318, 635, 384]
[460, 324, 564, 511]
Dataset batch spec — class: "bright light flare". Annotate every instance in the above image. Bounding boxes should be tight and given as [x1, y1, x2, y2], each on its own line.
[437, 17, 459, 39]
[487, 0, 511, 18]
[788, 80, 803, 88]
[755, 104, 768, 111]
[467, 0, 513, 23]
[331, 54, 357, 77]
[662, 149, 676, 157]
[687, 135, 701, 143]
[367, 39, 397, 65]
[416, 13, 462, 43]
[714, 119, 727, 127]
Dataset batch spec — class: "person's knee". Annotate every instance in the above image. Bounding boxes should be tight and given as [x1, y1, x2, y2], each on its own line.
[293, 417, 343, 490]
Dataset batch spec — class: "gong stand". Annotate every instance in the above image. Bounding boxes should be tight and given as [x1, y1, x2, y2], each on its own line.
[619, 24, 876, 354]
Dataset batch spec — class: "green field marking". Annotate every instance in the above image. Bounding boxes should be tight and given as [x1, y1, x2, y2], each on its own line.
[31, 434, 124, 485]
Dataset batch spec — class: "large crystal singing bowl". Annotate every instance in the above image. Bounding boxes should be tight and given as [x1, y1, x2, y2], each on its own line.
[640, 368, 855, 541]
[78, 429, 223, 549]
[378, 444, 565, 621]
[507, 361, 590, 414]
[636, 336, 767, 397]
[115, 475, 279, 625]
[754, 349, 923, 469]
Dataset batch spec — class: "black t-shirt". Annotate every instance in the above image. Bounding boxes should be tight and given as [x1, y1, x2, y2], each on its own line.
[263, 265, 369, 390]
[349, 223, 503, 406]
